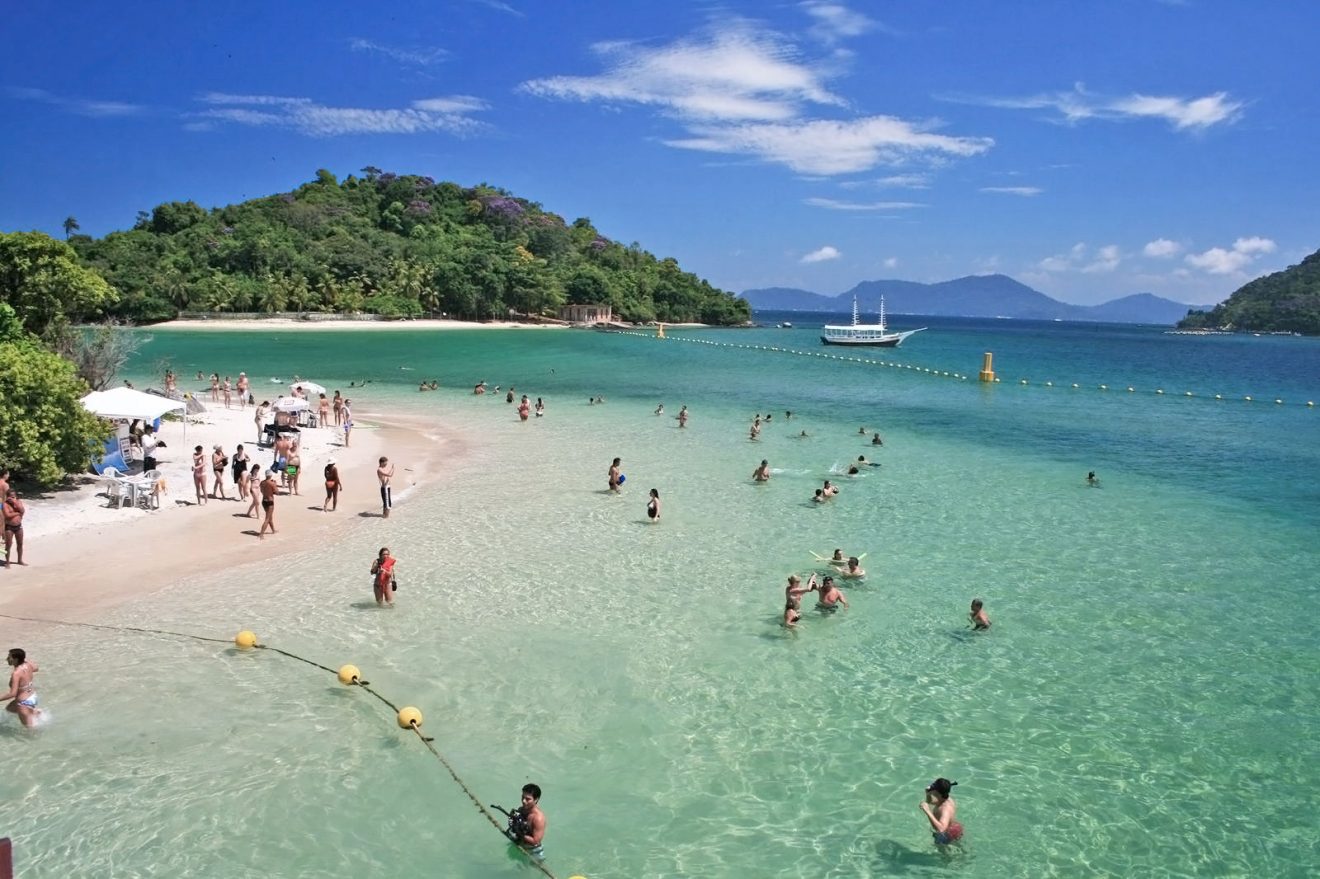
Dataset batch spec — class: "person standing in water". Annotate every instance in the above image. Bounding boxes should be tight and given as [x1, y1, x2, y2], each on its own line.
[783, 573, 816, 627]
[1087, 471, 1100, 487]
[608, 457, 623, 493]
[655, 403, 664, 416]
[3, 647, 42, 727]
[970, 599, 991, 630]
[920, 778, 963, 846]
[677, 406, 688, 428]
[816, 575, 849, 612]
[370, 547, 397, 607]
[518, 395, 530, 421]
[646, 488, 661, 522]
[752, 460, 771, 482]
[535, 397, 545, 417]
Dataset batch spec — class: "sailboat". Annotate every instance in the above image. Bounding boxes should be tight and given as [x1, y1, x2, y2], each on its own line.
[820, 296, 925, 347]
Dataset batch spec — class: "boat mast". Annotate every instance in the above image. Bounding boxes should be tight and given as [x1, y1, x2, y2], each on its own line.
[852, 294, 860, 327]
[879, 295, 886, 330]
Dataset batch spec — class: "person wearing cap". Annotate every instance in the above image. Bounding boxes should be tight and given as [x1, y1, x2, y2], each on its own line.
[920, 778, 963, 845]
[323, 459, 343, 512]
[258, 470, 278, 538]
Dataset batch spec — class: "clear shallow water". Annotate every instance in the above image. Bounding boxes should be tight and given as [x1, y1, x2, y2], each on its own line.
[4, 319, 1319, 877]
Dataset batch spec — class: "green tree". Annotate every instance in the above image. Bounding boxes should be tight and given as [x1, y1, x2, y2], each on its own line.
[0, 231, 118, 337]
[0, 333, 111, 484]
[63, 216, 80, 239]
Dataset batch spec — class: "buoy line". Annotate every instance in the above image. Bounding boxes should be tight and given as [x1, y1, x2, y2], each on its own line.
[606, 331, 1316, 408]
[0, 612, 566, 879]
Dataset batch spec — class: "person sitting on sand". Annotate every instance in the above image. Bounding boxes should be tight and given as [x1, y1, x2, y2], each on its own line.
[783, 573, 816, 627]
[838, 557, 866, 579]
[816, 575, 849, 612]
[752, 460, 771, 482]
[970, 599, 991, 630]
[921, 778, 963, 846]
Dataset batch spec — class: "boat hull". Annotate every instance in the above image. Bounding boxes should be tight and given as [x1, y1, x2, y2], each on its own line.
[820, 334, 904, 347]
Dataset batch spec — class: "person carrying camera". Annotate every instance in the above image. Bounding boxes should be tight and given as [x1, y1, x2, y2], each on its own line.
[506, 783, 547, 856]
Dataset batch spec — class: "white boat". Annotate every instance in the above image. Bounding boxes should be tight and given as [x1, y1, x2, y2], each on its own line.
[820, 296, 925, 347]
[778, 321, 793, 328]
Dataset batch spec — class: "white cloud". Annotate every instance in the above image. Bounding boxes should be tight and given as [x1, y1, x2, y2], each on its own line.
[1143, 238, 1182, 258]
[521, 18, 992, 176]
[979, 186, 1042, 196]
[195, 93, 487, 136]
[349, 39, 449, 66]
[883, 257, 899, 269]
[1083, 244, 1121, 273]
[1038, 242, 1100, 273]
[668, 116, 992, 175]
[1185, 236, 1277, 275]
[802, 2, 875, 43]
[946, 83, 1243, 131]
[805, 196, 924, 211]
[802, 245, 842, 263]
[7, 86, 145, 117]
[839, 173, 931, 189]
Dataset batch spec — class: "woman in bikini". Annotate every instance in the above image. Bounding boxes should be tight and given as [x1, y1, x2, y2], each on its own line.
[783, 573, 816, 628]
[210, 445, 229, 500]
[318, 393, 330, 427]
[4, 648, 42, 727]
[370, 547, 397, 607]
[245, 463, 261, 517]
[192, 446, 208, 505]
[646, 488, 660, 522]
[222, 376, 233, 409]
[323, 460, 343, 512]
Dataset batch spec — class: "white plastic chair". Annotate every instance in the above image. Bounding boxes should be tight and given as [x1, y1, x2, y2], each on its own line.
[137, 471, 162, 509]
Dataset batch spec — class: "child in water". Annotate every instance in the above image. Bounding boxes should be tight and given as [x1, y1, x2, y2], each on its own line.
[920, 778, 963, 845]
[970, 599, 991, 630]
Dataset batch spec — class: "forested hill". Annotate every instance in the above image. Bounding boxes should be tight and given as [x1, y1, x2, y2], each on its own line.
[66, 169, 751, 325]
[1179, 247, 1320, 334]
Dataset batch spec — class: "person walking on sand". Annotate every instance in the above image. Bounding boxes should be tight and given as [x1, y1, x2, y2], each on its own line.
[4, 648, 42, 727]
[210, 373, 220, 402]
[236, 372, 249, 408]
[753, 459, 771, 482]
[920, 778, 963, 846]
[285, 443, 302, 495]
[323, 459, 343, 512]
[970, 598, 991, 630]
[370, 547, 397, 607]
[222, 376, 233, 409]
[646, 488, 661, 522]
[231, 444, 250, 496]
[254, 400, 269, 444]
[245, 463, 261, 517]
[237, 459, 252, 503]
[342, 400, 354, 447]
[608, 457, 622, 493]
[258, 470, 278, 538]
[191, 445, 208, 505]
[318, 393, 330, 427]
[210, 446, 229, 500]
[3, 489, 26, 567]
[333, 391, 344, 426]
[377, 456, 395, 518]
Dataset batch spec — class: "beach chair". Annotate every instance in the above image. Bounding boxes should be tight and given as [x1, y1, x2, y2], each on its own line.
[102, 467, 130, 508]
[137, 471, 163, 510]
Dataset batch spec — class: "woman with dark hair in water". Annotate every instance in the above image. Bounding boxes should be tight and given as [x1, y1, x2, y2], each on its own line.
[920, 778, 963, 845]
[646, 488, 661, 522]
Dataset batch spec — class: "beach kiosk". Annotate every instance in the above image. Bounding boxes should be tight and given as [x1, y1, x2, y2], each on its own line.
[80, 387, 187, 475]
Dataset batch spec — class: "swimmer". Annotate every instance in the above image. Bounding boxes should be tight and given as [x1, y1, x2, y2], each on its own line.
[970, 598, 991, 630]
[830, 548, 846, 564]
[783, 573, 817, 627]
[847, 465, 860, 476]
[655, 403, 665, 416]
[921, 778, 963, 846]
[858, 426, 867, 435]
[752, 459, 771, 482]
[871, 434, 883, 446]
[797, 430, 808, 438]
[838, 556, 866, 579]
[785, 410, 792, 420]
[4, 647, 42, 728]
[857, 455, 880, 468]
[1087, 471, 1100, 487]
[822, 480, 838, 498]
[816, 575, 848, 612]
[812, 488, 826, 503]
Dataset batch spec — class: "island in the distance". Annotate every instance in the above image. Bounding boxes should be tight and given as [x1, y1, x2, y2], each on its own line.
[1179, 247, 1320, 335]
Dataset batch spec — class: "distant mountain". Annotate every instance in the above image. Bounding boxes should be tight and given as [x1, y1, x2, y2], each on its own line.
[743, 274, 1212, 325]
[1179, 247, 1320, 334]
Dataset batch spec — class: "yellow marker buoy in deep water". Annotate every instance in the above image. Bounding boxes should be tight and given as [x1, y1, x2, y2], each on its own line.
[397, 707, 424, 729]
[979, 352, 996, 383]
[337, 664, 361, 685]
[235, 630, 258, 650]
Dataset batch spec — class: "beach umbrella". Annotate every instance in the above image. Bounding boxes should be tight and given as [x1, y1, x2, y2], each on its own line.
[290, 380, 326, 396]
[272, 396, 310, 413]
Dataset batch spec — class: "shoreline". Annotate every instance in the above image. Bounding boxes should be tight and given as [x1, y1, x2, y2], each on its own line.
[0, 401, 466, 631]
[145, 317, 572, 332]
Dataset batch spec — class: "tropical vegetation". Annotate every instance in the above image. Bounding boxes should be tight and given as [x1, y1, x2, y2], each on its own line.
[1179, 247, 1320, 334]
[67, 168, 750, 325]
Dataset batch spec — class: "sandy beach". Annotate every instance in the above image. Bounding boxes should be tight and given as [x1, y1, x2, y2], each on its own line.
[148, 317, 571, 332]
[0, 394, 464, 631]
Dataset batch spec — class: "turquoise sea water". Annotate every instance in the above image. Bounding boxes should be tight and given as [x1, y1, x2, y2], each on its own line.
[4, 318, 1319, 877]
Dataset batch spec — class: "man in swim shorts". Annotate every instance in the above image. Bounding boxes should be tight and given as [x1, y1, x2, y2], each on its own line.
[921, 778, 963, 845]
[377, 456, 395, 518]
[3, 488, 26, 566]
[508, 783, 547, 856]
[4, 647, 42, 727]
[816, 576, 848, 612]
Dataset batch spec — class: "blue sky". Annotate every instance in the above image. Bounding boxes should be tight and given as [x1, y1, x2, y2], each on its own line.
[3, 1, 1317, 306]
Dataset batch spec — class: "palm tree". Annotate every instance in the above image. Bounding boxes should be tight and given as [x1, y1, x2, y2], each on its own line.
[62, 216, 80, 239]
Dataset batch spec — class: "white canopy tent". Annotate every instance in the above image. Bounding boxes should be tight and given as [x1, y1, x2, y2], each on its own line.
[289, 380, 326, 396]
[81, 387, 187, 421]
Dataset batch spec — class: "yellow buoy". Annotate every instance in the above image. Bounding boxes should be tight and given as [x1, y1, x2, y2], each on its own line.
[978, 352, 996, 383]
[337, 664, 361, 685]
[235, 630, 258, 650]
[397, 706, 424, 729]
